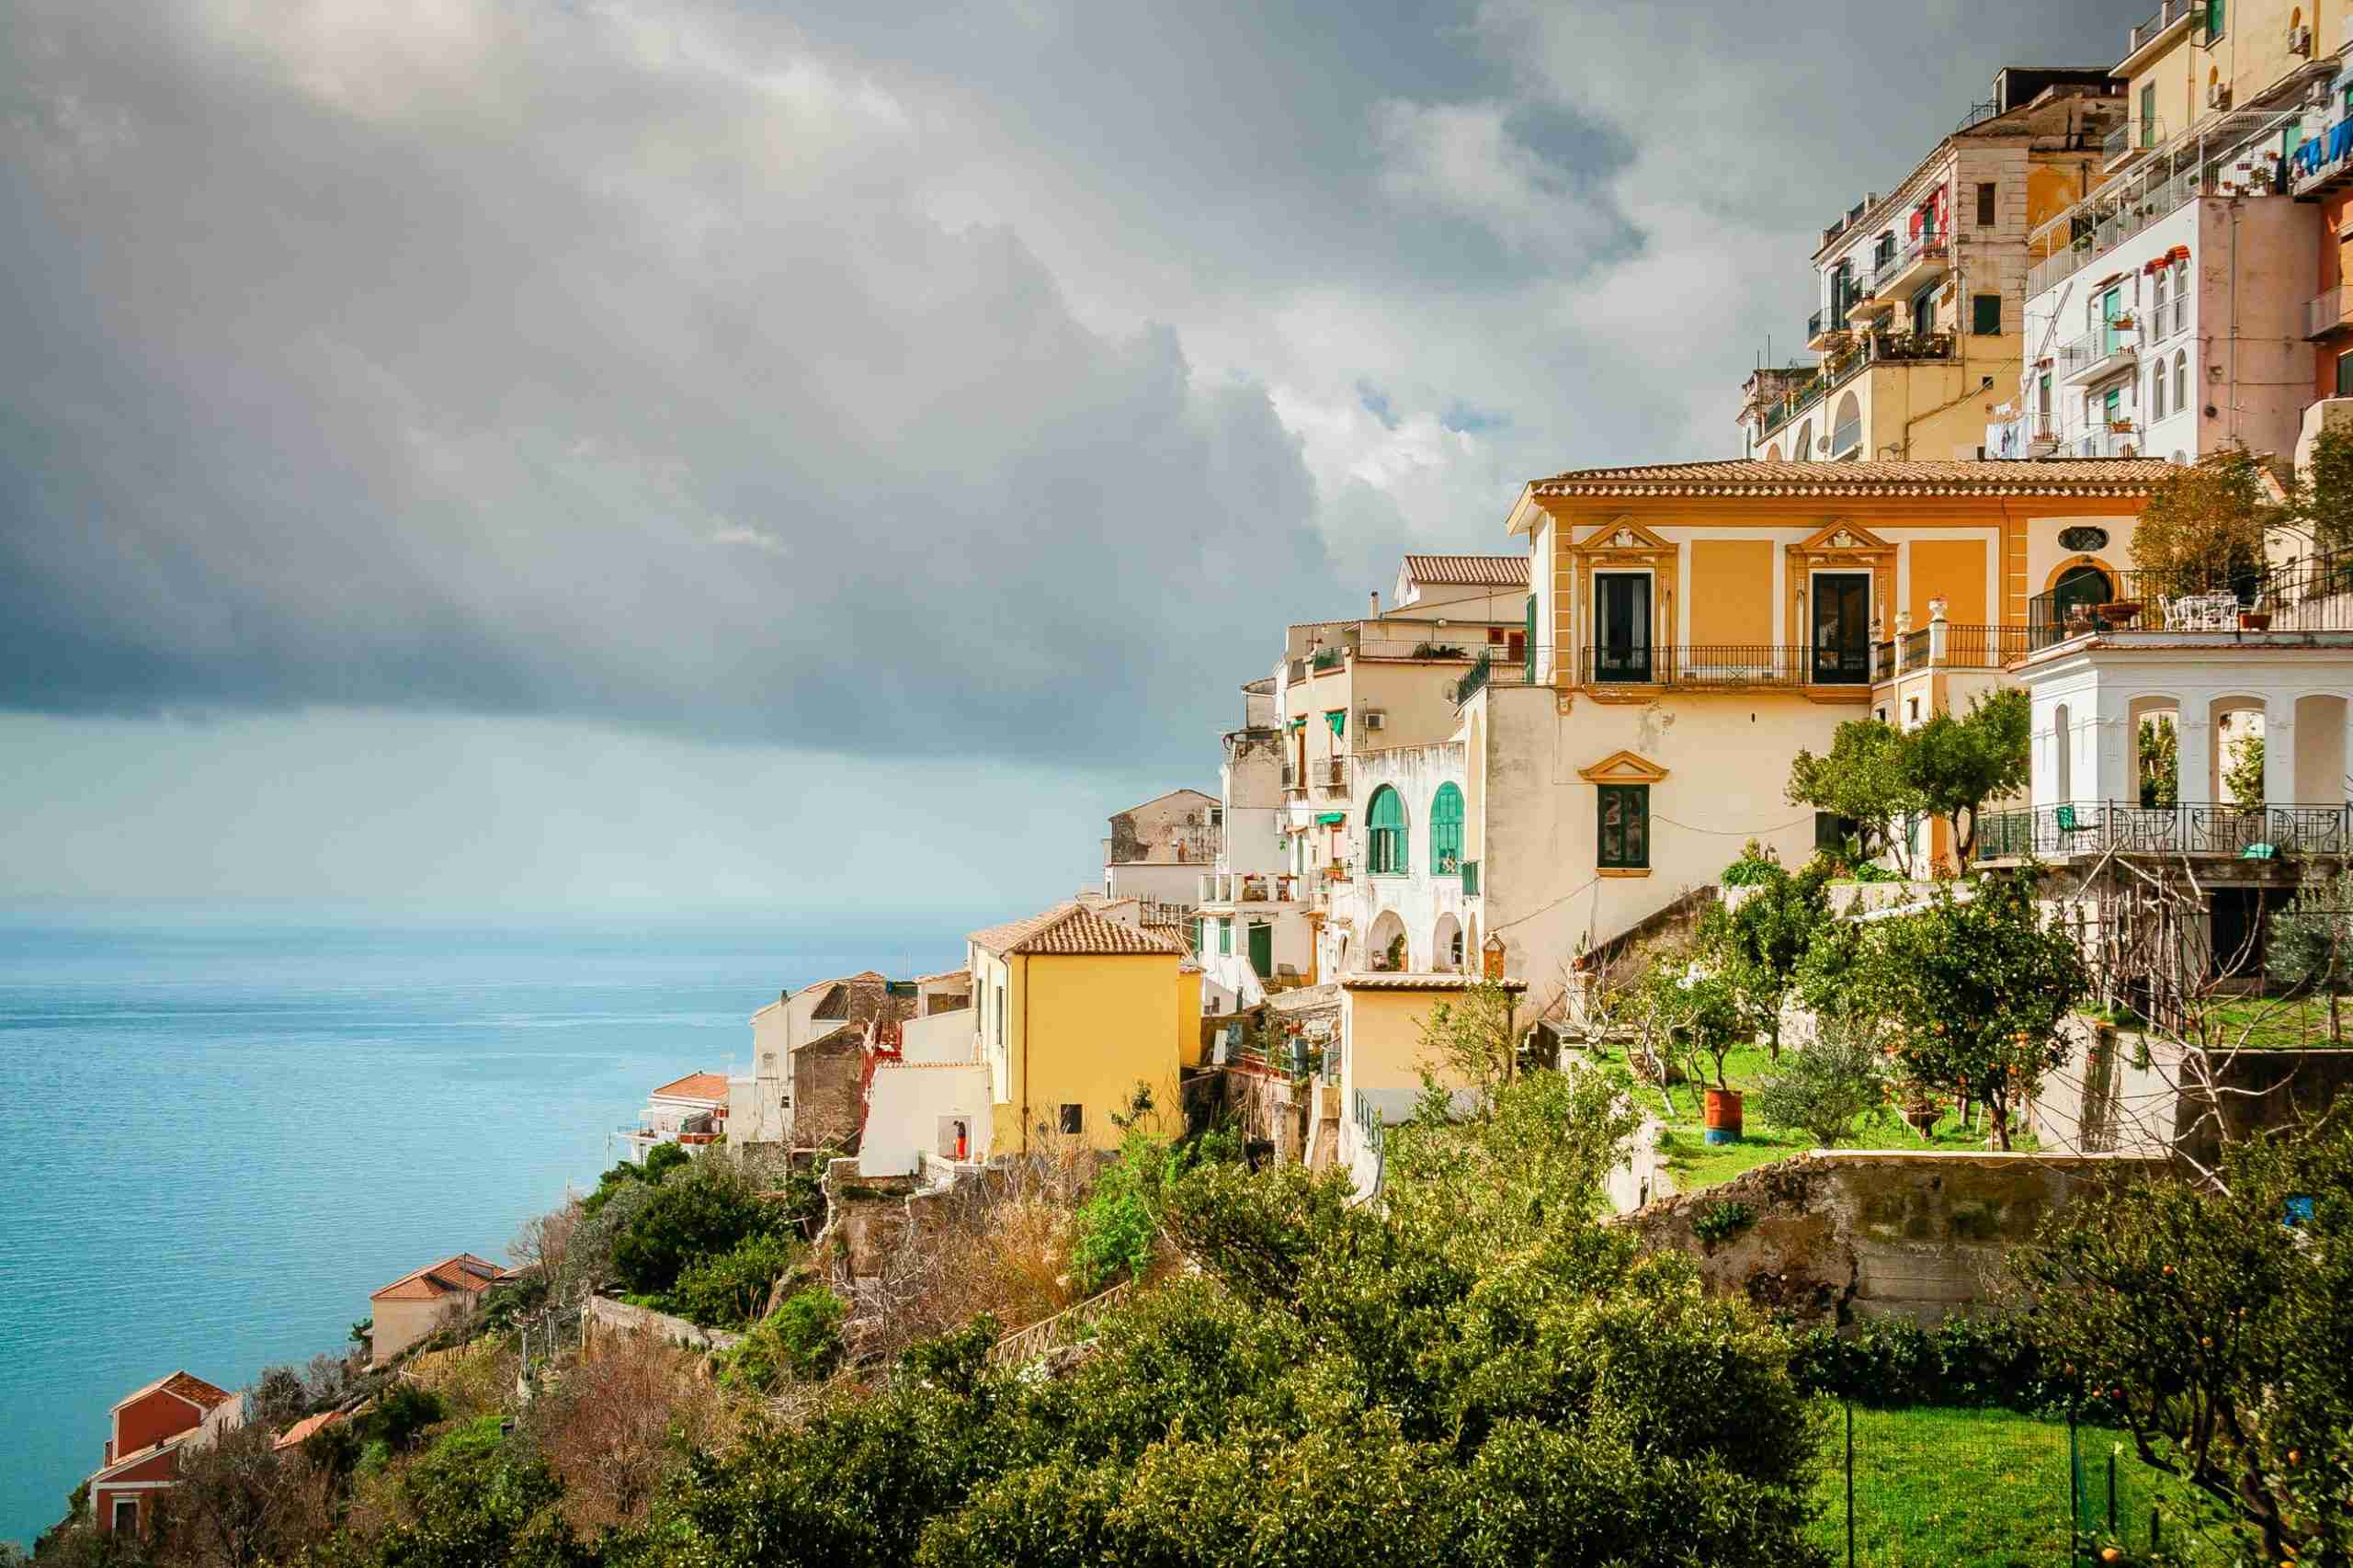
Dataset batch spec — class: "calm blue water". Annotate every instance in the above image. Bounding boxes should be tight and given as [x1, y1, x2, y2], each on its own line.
[0, 918, 963, 1546]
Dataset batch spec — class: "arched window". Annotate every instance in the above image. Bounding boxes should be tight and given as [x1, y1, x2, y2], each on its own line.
[2152, 268, 2168, 339]
[1367, 786, 1406, 875]
[2172, 263, 2188, 335]
[1830, 392, 1862, 459]
[2151, 358, 2166, 421]
[2174, 350, 2189, 416]
[1429, 782, 1464, 875]
[2053, 563, 2113, 627]
[1792, 418, 1814, 460]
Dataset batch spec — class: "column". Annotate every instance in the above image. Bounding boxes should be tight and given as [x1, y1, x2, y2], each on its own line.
[2263, 699, 2294, 809]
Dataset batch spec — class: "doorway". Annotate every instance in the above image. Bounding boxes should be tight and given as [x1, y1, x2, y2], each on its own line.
[1594, 574, 1651, 682]
[1812, 573, 1871, 685]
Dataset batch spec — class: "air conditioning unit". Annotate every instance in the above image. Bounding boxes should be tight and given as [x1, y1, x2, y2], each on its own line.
[2208, 81, 2232, 108]
[1362, 710, 1386, 731]
[2289, 23, 2313, 54]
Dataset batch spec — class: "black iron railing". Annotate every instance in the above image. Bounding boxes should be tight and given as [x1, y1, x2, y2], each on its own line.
[2025, 551, 2353, 650]
[1977, 802, 2352, 859]
[1575, 645, 1872, 689]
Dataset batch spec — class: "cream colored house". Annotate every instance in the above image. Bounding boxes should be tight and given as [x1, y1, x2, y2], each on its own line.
[1334, 971, 1528, 1199]
[368, 1253, 505, 1366]
[1324, 459, 2168, 1006]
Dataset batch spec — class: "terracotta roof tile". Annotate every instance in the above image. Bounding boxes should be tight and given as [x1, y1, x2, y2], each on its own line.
[968, 902, 1186, 957]
[1530, 458, 2174, 499]
[651, 1071, 731, 1102]
[1401, 553, 1529, 586]
[113, 1371, 234, 1414]
[274, 1411, 343, 1450]
[371, 1253, 506, 1302]
[1339, 971, 1529, 992]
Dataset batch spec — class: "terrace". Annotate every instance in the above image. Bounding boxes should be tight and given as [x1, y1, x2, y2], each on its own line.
[1977, 801, 2351, 859]
[2024, 551, 2353, 651]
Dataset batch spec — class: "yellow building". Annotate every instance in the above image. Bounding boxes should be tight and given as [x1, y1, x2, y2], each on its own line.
[1745, 70, 2123, 466]
[966, 901, 1200, 1154]
[1334, 972, 1529, 1198]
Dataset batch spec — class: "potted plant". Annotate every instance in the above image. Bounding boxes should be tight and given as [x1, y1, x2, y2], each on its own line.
[2239, 607, 2273, 631]
[2096, 598, 2144, 627]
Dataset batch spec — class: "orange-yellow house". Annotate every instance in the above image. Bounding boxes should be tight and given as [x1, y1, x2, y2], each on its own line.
[966, 901, 1200, 1153]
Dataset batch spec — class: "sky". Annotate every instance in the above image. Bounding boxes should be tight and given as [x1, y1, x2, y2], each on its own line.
[0, 0, 2141, 919]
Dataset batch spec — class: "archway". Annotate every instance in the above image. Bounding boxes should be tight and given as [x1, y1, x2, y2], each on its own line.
[1792, 418, 1814, 461]
[1367, 911, 1408, 973]
[1830, 392, 1862, 460]
[1433, 913, 1463, 972]
[2129, 695, 2181, 809]
[2207, 697, 2268, 808]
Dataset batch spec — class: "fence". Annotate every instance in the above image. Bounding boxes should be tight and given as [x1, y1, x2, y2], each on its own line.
[1824, 1402, 2214, 1567]
[2024, 549, 2353, 649]
[985, 1280, 1131, 1368]
[1976, 801, 2351, 859]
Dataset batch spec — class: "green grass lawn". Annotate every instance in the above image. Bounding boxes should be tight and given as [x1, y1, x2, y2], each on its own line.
[2198, 993, 2350, 1048]
[1809, 1404, 2219, 1568]
[1611, 1043, 2038, 1196]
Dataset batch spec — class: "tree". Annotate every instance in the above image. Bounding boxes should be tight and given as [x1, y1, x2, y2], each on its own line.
[2138, 714, 2178, 808]
[1697, 862, 1836, 1059]
[1787, 719, 1921, 875]
[2290, 419, 2353, 555]
[2013, 1117, 2353, 1564]
[1852, 874, 2088, 1149]
[1902, 687, 2029, 865]
[722, 1288, 848, 1391]
[669, 1232, 804, 1329]
[1412, 976, 1524, 1101]
[2130, 448, 2279, 599]
[2268, 865, 2352, 1043]
[249, 1366, 309, 1432]
[609, 1158, 790, 1298]
[1748, 1012, 1887, 1147]
[1631, 940, 1746, 1095]
[2224, 730, 2265, 808]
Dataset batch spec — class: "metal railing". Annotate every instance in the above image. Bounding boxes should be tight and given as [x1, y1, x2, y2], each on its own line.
[1870, 231, 1948, 294]
[986, 1281, 1132, 1367]
[2126, 0, 2194, 55]
[1944, 623, 2030, 667]
[1310, 645, 1345, 671]
[1755, 330, 1959, 437]
[1574, 644, 1873, 689]
[2025, 551, 2353, 649]
[2056, 323, 2136, 380]
[1350, 1089, 1387, 1202]
[1900, 629, 1930, 669]
[1871, 639, 1898, 683]
[1808, 307, 1837, 342]
[1323, 757, 1347, 790]
[1978, 802, 2352, 859]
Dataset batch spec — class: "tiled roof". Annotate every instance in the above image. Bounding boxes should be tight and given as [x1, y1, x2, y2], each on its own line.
[1113, 788, 1218, 814]
[1402, 553, 1529, 586]
[1339, 971, 1529, 992]
[274, 1411, 343, 1450]
[969, 902, 1186, 957]
[651, 1071, 731, 1102]
[371, 1253, 506, 1302]
[114, 1371, 234, 1414]
[1529, 458, 2175, 499]
[912, 968, 968, 985]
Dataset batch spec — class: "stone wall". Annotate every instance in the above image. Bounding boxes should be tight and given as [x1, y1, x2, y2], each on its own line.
[585, 1294, 744, 1351]
[791, 1023, 867, 1153]
[2031, 1018, 2353, 1169]
[1619, 1150, 2166, 1326]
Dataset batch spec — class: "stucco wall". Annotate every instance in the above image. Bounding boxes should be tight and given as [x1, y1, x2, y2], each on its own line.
[1621, 1150, 2166, 1325]
[859, 1062, 991, 1176]
[370, 1293, 473, 1366]
[999, 952, 1186, 1152]
[900, 1005, 974, 1065]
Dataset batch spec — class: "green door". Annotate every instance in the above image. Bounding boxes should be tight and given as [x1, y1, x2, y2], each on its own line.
[2100, 287, 2122, 355]
[1522, 594, 1537, 684]
[1246, 922, 1272, 980]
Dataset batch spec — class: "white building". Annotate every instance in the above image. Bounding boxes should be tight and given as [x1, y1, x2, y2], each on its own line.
[1194, 676, 1313, 1008]
[620, 1072, 729, 1164]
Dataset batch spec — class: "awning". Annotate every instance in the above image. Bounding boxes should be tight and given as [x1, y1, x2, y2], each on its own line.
[1316, 812, 1346, 826]
[1325, 710, 1346, 737]
[1288, 716, 1307, 731]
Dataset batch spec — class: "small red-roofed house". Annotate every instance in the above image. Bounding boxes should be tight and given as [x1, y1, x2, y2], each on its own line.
[88, 1371, 243, 1535]
[621, 1070, 732, 1165]
[368, 1252, 507, 1365]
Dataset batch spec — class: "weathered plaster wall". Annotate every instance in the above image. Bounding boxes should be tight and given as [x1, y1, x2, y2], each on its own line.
[1620, 1150, 2166, 1325]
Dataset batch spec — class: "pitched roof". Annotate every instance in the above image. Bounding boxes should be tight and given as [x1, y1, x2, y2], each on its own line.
[651, 1071, 731, 1102]
[968, 902, 1186, 958]
[1402, 553, 1529, 586]
[370, 1253, 506, 1302]
[1340, 971, 1529, 993]
[274, 1411, 343, 1450]
[911, 968, 969, 986]
[113, 1371, 234, 1414]
[1529, 458, 2175, 499]
[1113, 787, 1218, 814]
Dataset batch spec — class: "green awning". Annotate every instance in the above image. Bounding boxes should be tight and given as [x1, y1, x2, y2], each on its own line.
[2242, 841, 2278, 860]
[1315, 812, 1347, 826]
[1325, 710, 1346, 737]
[1289, 716, 1307, 731]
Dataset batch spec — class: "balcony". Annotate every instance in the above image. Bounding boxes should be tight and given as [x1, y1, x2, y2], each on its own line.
[1977, 802, 2352, 860]
[1752, 330, 1958, 440]
[2307, 287, 2353, 341]
[2120, 0, 2195, 72]
[1321, 756, 1347, 792]
[1805, 309, 1847, 351]
[2291, 117, 2353, 198]
[1574, 644, 1873, 692]
[1871, 624, 2029, 685]
[2024, 551, 2353, 649]
[1868, 231, 1950, 302]
[2056, 322, 2139, 387]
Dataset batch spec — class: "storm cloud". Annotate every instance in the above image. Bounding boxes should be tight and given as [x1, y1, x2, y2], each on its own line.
[0, 0, 2137, 776]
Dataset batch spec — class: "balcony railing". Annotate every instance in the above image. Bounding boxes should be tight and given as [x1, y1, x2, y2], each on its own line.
[1978, 802, 2352, 860]
[2290, 116, 2353, 197]
[1574, 644, 1872, 689]
[2308, 287, 2353, 341]
[2056, 322, 2137, 383]
[1322, 757, 1347, 791]
[2025, 551, 2353, 649]
[2125, 0, 2194, 57]
[1872, 624, 2031, 682]
[1870, 231, 1949, 296]
[1754, 330, 1959, 437]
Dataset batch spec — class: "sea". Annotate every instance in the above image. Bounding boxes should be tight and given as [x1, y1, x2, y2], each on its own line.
[0, 914, 969, 1547]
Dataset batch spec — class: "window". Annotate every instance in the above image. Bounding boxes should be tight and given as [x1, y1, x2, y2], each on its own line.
[1217, 917, 1231, 956]
[2140, 84, 2156, 146]
[2152, 268, 2168, 338]
[1913, 286, 1937, 338]
[2339, 349, 2353, 398]
[1367, 785, 1405, 874]
[1449, 926, 1464, 968]
[2203, 0, 2223, 40]
[2175, 350, 2190, 415]
[113, 1500, 137, 1534]
[1972, 293, 2002, 335]
[1975, 181, 1996, 226]
[1830, 391, 1862, 459]
[1814, 812, 1857, 854]
[995, 983, 1005, 1048]
[1429, 782, 1463, 875]
[1058, 1104, 1083, 1136]
[1597, 784, 1649, 869]
[2039, 371, 2053, 414]
[1906, 696, 1921, 723]
[1209, 806, 1223, 828]
[2151, 360, 2166, 420]
[2172, 262, 2188, 335]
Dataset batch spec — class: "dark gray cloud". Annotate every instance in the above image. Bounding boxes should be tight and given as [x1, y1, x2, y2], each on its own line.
[0, 0, 2142, 772]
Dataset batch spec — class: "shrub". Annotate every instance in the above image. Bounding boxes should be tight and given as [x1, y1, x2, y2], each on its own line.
[1787, 1312, 2056, 1411]
[669, 1232, 803, 1329]
[724, 1288, 847, 1391]
[1748, 1014, 1886, 1147]
[609, 1160, 786, 1297]
[363, 1382, 446, 1454]
[1691, 1199, 1754, 1246]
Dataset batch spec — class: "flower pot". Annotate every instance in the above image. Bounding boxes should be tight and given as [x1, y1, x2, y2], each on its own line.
[2096, 600, 2143, 628]
[1702, 1088, 1744, 1145]
[2238, 610, 2272, 631]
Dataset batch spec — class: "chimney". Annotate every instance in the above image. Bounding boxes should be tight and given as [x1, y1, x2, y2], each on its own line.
[1369, 589, 1381, 618]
